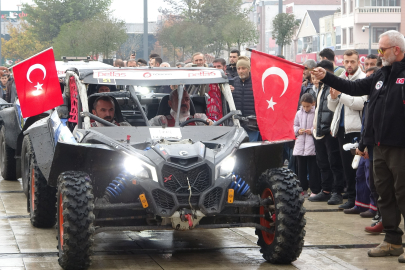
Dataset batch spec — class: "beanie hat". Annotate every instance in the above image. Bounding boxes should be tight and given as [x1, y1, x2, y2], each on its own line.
[236, 56, 250, 69]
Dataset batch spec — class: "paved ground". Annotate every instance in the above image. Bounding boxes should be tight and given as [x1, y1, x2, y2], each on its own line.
[1, 178, 404, 270]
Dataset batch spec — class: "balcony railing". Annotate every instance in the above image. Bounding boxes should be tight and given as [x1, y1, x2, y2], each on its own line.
[356, 7, 401, 13]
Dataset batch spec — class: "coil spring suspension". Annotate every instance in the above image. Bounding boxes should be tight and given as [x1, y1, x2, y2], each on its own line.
[230, 174, 252, 197]
[104, 172, 133, 202]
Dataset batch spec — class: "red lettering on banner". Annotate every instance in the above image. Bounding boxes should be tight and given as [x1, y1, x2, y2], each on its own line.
[396, 78, 404, 84]
[188, 71, 217, 77]
[68, 77, 78, 123]
[96, 71, 126, 78]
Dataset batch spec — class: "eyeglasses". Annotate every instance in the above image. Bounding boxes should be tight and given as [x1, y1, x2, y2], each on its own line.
[377, 46, 396, 55]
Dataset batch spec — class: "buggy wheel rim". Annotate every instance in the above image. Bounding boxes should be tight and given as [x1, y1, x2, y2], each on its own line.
[30, 168, 35, 211]
[260, 188, 275, 245]
[59, 192, 64, 248]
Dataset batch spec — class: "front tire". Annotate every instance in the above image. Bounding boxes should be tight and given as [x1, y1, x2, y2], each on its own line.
[0, 126, 16, 180]
[57, 171, 95, 270]
[255, 168, 306, 264]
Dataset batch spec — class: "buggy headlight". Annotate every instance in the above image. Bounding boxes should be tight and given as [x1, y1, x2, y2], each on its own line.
[124, 156, 158, 182]
[216, 155, 236, 177]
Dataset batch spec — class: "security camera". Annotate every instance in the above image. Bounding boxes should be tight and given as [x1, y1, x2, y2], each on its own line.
[362, 26, 365, 32]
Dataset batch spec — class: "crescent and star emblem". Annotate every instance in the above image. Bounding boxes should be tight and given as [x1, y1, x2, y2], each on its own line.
[261, 67, 289, 111]
[26, 64, 47, 96]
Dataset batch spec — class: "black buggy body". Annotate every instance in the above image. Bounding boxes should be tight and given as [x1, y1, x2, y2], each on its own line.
[19, 67, 306, 269]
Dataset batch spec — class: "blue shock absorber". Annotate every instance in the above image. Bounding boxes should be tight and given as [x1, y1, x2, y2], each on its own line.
[230, 174, 251, 196]
[104, 172, 132, 202]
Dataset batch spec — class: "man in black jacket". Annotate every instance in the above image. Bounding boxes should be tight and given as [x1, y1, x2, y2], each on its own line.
[308, 60, 344, 205]
[232, 56, 258, 141]
[226, 49, 240, 79]
[312, 30, 405, 262]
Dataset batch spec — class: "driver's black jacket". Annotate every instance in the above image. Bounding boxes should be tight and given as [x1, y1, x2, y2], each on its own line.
[321, 56, 405, 147]
[232, 75, 255, 117]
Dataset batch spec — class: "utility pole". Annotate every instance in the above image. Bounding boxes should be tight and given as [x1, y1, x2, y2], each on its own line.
[368, 23, 371, 55]
[278, 0, 282, 55]
[143, 0, 148, 61]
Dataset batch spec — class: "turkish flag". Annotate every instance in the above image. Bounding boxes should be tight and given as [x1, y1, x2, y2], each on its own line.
[12, 48, 63, 117]
[250, 50, 304, 142]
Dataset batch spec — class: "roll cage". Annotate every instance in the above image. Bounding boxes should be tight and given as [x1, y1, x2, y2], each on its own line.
[64, 67, 241, 129]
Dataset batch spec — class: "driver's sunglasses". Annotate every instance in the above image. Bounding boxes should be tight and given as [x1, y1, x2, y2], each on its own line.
[377, 46, 396, 55]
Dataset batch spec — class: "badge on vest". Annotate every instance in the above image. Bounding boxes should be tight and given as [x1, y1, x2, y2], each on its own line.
[396, 78, 405, 84]
[375, 81, 383, 90]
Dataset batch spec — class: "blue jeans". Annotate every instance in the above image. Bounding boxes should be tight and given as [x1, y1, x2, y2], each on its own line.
[245, 129, 260, 142]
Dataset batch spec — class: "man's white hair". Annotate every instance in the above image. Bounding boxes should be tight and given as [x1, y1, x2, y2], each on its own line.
[161, 62, 171, 67]
[379, 30, 405, 52]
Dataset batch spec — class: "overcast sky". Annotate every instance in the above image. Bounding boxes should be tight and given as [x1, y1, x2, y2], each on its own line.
[2, 0, 167, 23]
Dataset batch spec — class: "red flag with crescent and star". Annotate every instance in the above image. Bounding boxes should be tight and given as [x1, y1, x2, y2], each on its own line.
[12, 48, 63, 118]
[250, 49, 304, 142]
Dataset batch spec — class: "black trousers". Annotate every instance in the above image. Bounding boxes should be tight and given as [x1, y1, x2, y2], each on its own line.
[296, 155, 321, 193]
[337, 127, 359, 201]
[368, 159, 379, 210]
[373, 145, 405, 245]
[314, 133, 344, 193]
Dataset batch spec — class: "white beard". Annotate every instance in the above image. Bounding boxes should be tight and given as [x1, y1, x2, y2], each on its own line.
[382, 54, 396, 66]
[170, 109, 190, 123]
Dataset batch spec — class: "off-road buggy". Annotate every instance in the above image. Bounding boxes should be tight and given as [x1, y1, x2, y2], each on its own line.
[0, 60, 113, 222]
[21, 67, 306, 269]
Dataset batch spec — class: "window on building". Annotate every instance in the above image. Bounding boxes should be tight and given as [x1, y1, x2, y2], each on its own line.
[297, 38, 303, 53]
[326, 33, 332, 47]
[335, 26, 341, 45]
[369, 0, 400, 5]
[350, 0, 353, 12]
[373, 27, 397, 43]
[312, 36, 319, 52]
[342, 0, 346, 14]
[349, 28, 353, 44]
[342, 28, 347, 44]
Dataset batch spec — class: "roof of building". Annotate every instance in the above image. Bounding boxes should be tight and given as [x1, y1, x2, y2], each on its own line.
[307, 10, 336, 32]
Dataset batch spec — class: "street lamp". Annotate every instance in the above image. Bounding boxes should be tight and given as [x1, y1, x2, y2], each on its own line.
[362, 23, 371, 55]
[143, 0, 148, 61]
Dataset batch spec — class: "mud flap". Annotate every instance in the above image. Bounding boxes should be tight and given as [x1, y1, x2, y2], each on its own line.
[25, 119, 54, 181]
[48, 142, 123, 192]
[234, 143, 283, 195]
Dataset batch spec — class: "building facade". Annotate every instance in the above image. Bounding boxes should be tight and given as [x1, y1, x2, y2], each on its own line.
[254, 0, 340, 56]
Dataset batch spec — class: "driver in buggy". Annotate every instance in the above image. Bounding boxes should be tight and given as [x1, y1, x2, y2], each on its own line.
[149, 89, 213, 127]
[91, 96, 130, 127]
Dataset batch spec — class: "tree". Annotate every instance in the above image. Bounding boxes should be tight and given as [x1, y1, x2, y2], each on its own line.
[116, 34, 143, 60]
[272, 13, 300, 55]
[23, 0, 112, 44]
[222, 15, 258, 52]
[86, 16, 127, 59]
[53, 21, 89, 59]
[159, 0, 250, 57]
[53, 15, 127, 59]
[1, 21, 46, 61]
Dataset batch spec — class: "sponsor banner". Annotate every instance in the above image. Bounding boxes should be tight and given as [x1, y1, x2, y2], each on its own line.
[93, 69, 224, 80]
[55, 61, 112, 77]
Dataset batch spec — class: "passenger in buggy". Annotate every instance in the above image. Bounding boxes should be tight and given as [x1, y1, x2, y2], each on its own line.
[149, 89, 213, 127]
